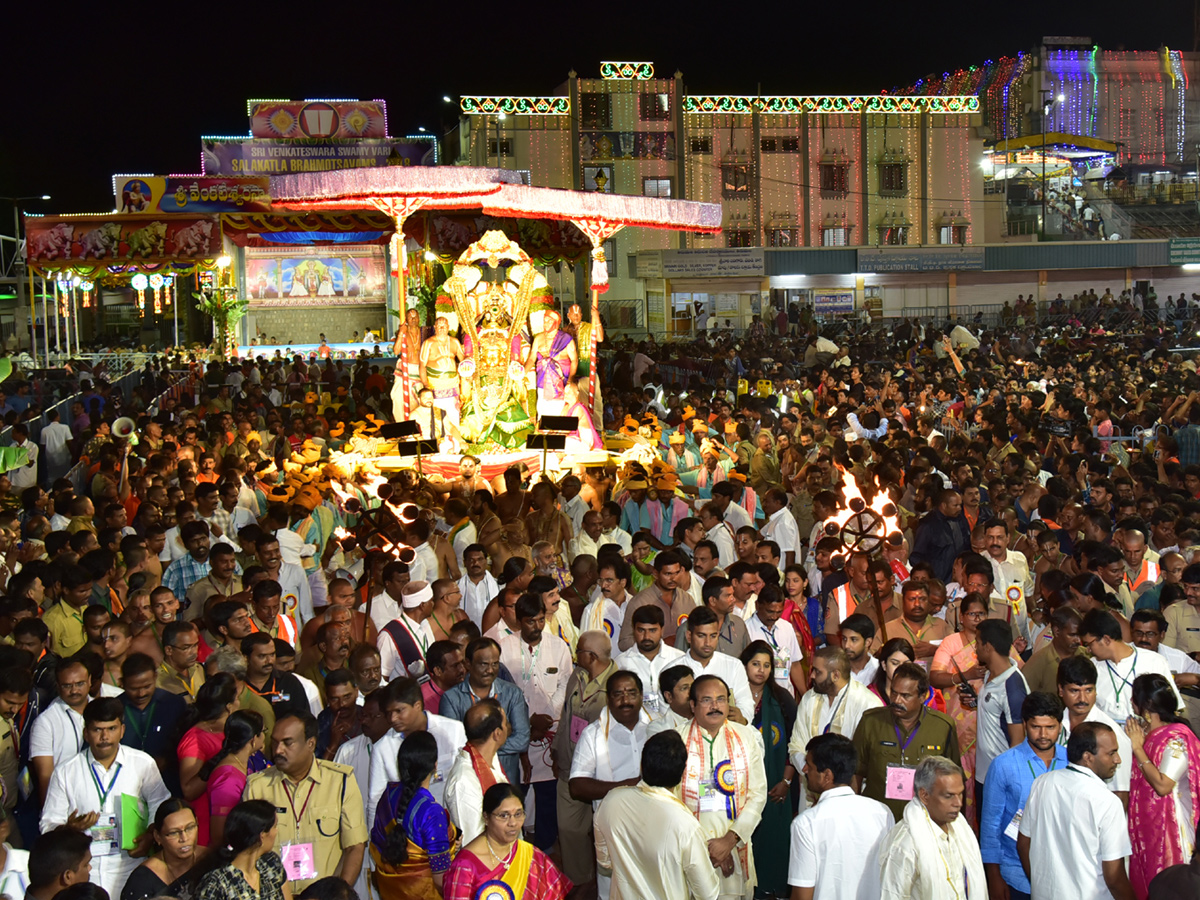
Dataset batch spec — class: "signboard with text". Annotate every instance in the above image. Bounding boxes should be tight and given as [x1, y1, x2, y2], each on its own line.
[115, 176, 272, 214]
[858, 247, 985, 272]
[202, 138, 436, 175]
[1169, 238, 1200, 265]
[636, 248, 765, 279]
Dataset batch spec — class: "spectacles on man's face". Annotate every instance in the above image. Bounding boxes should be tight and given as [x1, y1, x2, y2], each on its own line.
[694, 695, 729, 707]
[608, 688, 642, 701]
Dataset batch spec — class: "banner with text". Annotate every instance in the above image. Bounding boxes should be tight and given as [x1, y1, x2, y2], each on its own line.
[202, 138, 436, 175]
[115, 176, 272, 214]
[637, 248, 765, 279]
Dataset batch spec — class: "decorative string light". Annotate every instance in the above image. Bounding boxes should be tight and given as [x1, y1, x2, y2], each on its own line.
[150, 273, 165, 314]
[131, 273, 148, 316]
[80, 280, 93, 309]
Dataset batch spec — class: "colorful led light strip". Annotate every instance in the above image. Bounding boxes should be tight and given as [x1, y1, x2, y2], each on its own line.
[460, 97, 570, 115]
[600, 62, 655, 80]
[683, 95, 979, 114]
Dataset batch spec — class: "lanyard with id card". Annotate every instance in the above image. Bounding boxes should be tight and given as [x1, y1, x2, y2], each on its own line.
[89, 760, 123, 858]
[281, 779, 317, 881]
[884, 721, 919, 802]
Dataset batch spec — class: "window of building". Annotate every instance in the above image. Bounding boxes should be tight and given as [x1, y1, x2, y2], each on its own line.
[768, 227, 799, 247]
[640, 92, 671, 120]
[939, 225, 968, 245]
[487, 138, 513, 156]
[643, 177, 674, 198]
[820, 162, 850, 195]
[821, 227, 851, 247]
[603, 238, 617, 278]
[727, 228, 755, 248]
[580, 92, 612, 129]
[691, 136, 712, 154]
[879, 162, 907, 196]
[761, 137, 800, 153]
[721, 162, 751, 199]
[877, 224, 908, 245]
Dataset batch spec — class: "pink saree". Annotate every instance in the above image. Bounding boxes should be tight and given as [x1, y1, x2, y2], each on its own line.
[1129, 723, 1200, 899]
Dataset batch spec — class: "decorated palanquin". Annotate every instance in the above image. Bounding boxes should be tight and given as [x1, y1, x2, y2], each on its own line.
[437, 231, 553, 452]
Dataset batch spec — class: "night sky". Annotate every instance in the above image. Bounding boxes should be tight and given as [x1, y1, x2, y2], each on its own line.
[1, 0, 1191, 216]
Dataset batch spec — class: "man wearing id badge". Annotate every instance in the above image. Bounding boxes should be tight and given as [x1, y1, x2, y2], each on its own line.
[677, 673, 767, 900]
[614, 606, 685, 719]
[40, 697, 171, 897]
[852, 661, 960, 821]
[243, 711, 368, 891]
[980, 692, 1067, 900]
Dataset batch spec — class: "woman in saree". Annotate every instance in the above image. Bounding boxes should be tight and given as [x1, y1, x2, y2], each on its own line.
[1125, 673, 1200, 898]
[782, 564, 817, 661]
[741, 640, 797, 899]
[870, 638, 947, 711]
[929, 592, 990, 829]
[371, 731, 457, 900]
[443, 783, 571, 900]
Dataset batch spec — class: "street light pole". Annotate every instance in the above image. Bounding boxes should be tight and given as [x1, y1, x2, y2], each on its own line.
[1039, 89, 1053, 237]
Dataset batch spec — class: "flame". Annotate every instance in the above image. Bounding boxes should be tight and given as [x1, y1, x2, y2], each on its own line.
[825, 468, 902, 552]
[334, 526, 353, 541]
[330, 481, 358, 507]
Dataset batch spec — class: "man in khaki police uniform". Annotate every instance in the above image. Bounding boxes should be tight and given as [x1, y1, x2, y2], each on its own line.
[243, 711, 368, 890]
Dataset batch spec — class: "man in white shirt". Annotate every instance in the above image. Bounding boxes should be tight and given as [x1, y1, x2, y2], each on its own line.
[257, 535, 315, 626]
[568, 510, 604, 563]
[377, 581, 436, 682]
[879, 756, 987, 900]
[1080, 609, 1183, 723]
[30, 658, 90, 800]
[789, 647, 883, 791]
[615, 605, 686, 718]
[367, 678, 466, 830]
[789, 732, 893, 900]
[41, 697, 171, 897]
[333, 688, 390, 900]
[444, 498, 477, 569]
[560, 476, 589, 540]
[647, 665, 695, 736]
[8, 424, 38, 492]
[1131, 608, 1200, 723]
[40, 410, 74, 484]
[569, 670, 651, 900]
[443, 698, 509, 845]
[598, 502, 633, 556]
[581, 557, 633, 639]
[1018, 721, 1134, 900]
[983, 517, 1035, 616]
[760, 489, 801, 567]
[362, 560, 410, 636]
[1057, 655, 1133, 802]
[497, 591, 573, 846]
[594, 730, 720, 900]
[457, 545, 497, 629]
[678, 606, 753, 720]
[698, 504, 738, 571]
[744, 586, 804, 693]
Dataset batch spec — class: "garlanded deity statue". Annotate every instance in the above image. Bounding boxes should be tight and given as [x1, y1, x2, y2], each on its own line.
[436, 231, 557, 451]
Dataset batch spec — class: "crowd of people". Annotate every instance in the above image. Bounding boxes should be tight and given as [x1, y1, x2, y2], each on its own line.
[1, 300, 1200, 900]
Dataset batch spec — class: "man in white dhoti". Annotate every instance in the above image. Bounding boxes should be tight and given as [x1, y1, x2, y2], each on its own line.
[677, 673, 767, 900]
[878, 755, 987, 900]
[443, 697, 509, 845]
[595, 730, 720, 900]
